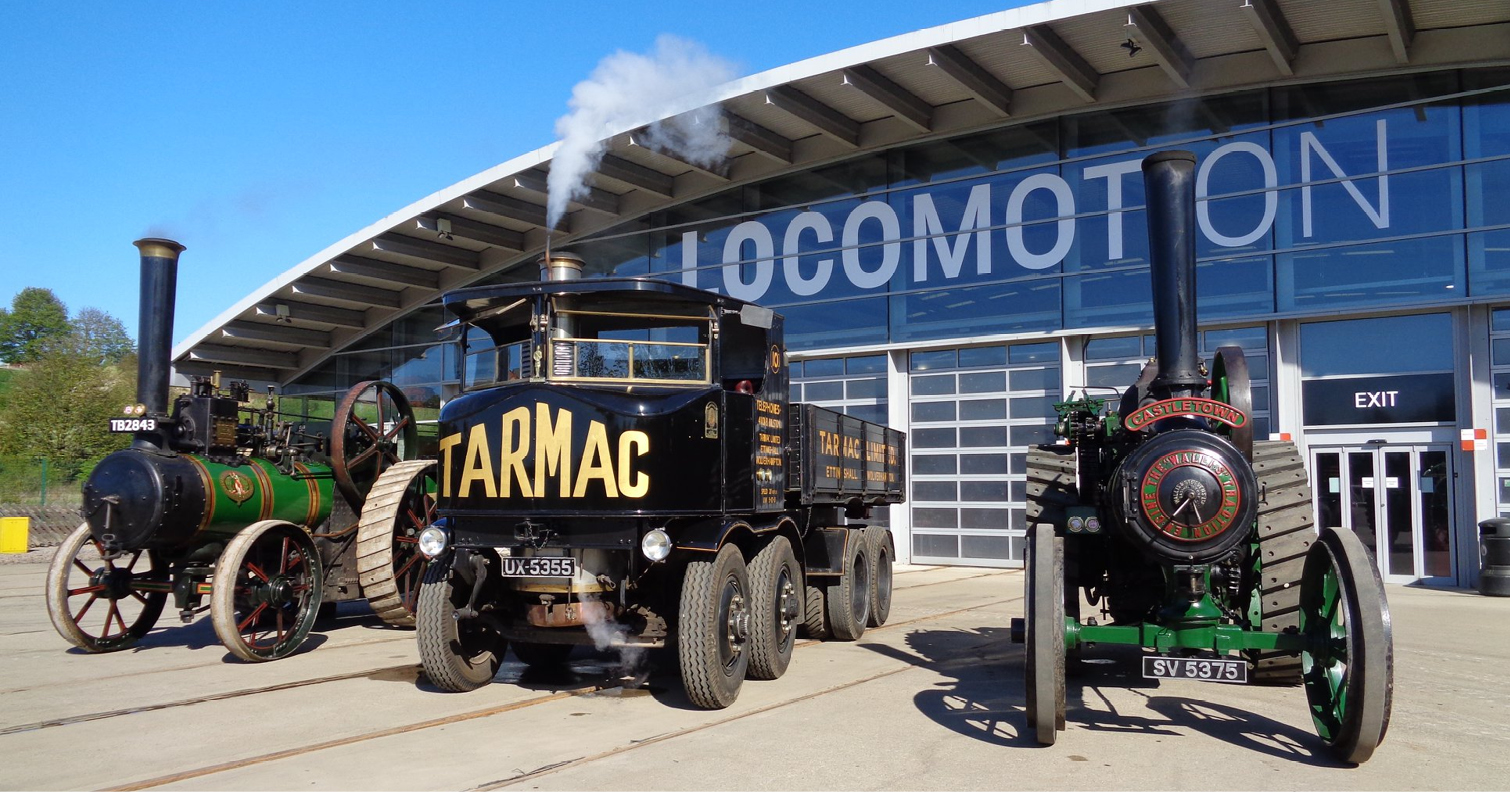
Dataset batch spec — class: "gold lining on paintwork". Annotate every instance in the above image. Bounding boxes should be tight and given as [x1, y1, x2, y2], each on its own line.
[248, 459, 275, 522]
[184, 456, 216, 535]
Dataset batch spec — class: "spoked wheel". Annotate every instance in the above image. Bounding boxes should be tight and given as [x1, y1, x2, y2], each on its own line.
[331, 380, 418, 511]
[1024, 523, 1066, 746]
[211, 520, 324, 662]
[747, 536, 801, 680]
[825, 529, 870, 641]
[46, 522, 169, 652]
[356, 459, 436, 628]
[417, 554, 506, 692]
[865, 526, 893, 627]
[1299, 527, 1393, 764]
[678, 543, 751, 709]
[1211, 346, 1254, 460]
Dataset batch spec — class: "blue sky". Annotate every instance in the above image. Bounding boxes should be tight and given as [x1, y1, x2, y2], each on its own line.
[0, 1, 1030, 347]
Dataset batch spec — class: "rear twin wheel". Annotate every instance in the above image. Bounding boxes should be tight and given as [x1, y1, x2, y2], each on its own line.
[748, 536, 801, 680]
[826, 529, 871, 641]
[1299, 526, 1393, 764]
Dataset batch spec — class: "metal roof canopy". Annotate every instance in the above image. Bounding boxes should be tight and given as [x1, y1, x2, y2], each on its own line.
[172, 0, 1510, 387]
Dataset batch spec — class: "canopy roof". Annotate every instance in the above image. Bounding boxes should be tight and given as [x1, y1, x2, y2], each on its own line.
[171, 0, 1510, 385]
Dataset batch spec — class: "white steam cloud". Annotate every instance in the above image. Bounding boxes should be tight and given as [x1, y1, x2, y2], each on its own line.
[547, 34, 738, 229]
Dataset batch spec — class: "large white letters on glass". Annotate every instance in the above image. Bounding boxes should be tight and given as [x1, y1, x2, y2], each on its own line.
[1006, 173, 1075, 270]
[842, 201, 902, 289]
[721, 221, 774, 301]
[912, 184, 993, 281]
[1197, 141, 1278, 247]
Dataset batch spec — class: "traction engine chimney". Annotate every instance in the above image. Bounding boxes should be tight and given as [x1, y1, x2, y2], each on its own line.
[1141, 151, 1204, 399]
[131, 237, 184, 452]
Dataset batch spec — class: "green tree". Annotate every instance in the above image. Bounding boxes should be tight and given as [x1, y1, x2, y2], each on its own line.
[0, 332, 135, 481]
[71, 307, 136, 365]
[0, 288, 70, 364]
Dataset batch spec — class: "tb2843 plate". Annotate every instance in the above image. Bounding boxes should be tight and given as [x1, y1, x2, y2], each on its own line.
[498, 556, 578, 578]
[1142, 655, 1248, 684]
[108, 418, 157, 433]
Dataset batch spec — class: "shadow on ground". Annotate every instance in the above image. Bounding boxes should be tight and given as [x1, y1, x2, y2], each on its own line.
[863, 626, 1339, 766]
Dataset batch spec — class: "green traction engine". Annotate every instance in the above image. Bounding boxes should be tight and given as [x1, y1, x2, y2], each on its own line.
[45, 239, 430, 661]
[1012, 152, 1393, 764]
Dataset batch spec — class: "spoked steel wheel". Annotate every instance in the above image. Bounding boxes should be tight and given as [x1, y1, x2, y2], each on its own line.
[356, 459, 436, 627]
[46, 522, 168, 652]
[211, 520, 324, 662]
[331, 379, 418, 511]
[1024, 522, 1066, 746]
[679, 543, 751, 709]
[1299, 527, 1393, 764]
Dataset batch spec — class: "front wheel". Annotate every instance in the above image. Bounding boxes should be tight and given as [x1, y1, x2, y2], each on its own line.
[211, 520, 323, 662]
[1299, 527, 1393, 764]
[45, 522, 168, 653]
[416, 556, 506, 692]
[1025, 523, 1066, 745]
[678, 544, 751, 709]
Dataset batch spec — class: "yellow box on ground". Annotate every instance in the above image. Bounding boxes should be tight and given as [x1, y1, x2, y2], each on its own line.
[0, 516, 29, 553]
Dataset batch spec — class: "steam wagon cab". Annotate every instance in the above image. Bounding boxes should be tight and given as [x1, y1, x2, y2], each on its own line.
[402, 255, 905, 708]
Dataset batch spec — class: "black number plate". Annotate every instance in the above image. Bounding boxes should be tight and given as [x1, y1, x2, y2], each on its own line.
[498, 556, 577, 578]
[108, 418, 157, 433]
[1142, 655, 1248, 684]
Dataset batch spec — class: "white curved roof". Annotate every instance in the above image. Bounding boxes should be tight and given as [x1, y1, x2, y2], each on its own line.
[172, 0, 1510, 384]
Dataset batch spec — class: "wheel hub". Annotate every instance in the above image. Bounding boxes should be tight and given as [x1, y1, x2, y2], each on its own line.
[726, 593, 749, 652]
[92, 566, 132, 600]
[777, 578, 800, 636]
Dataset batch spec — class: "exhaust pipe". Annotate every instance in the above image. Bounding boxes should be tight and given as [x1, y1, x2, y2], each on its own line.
[1141, 151, 1204, 398]
[131, 238, 184, 452]
[538, 251, 584, 283]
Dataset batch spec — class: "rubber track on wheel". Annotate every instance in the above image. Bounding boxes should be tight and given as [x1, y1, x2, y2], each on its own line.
[356, 460, 436, 628]
[1250, 440, 1315, 683]
[1025, 445, 1078, 525]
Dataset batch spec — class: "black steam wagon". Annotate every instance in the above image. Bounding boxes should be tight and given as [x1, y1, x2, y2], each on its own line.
[391, 252, 906, 708]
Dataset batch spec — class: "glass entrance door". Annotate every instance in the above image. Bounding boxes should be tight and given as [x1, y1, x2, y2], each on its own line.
[1311, 444, 1454, 584]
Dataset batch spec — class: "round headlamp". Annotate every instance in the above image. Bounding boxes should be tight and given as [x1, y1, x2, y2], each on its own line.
[641, 528, 672, 562]
[418, 525, 449, 558]
[1085, 516, 1101, 533]
[1067, 515, 1085, 533]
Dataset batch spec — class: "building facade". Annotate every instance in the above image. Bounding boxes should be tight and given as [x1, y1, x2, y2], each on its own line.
[174, 0, 1510, 588]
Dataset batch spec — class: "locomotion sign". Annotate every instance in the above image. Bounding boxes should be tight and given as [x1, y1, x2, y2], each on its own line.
[677, 122, 1395, 303]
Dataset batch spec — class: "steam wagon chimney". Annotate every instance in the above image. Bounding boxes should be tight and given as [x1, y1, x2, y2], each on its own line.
[131, 237, 184, 452]
[1141, 151, 1204, 399]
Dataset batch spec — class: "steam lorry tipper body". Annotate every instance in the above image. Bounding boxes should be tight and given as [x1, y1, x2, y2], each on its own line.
[1013, 151, 1394, 763]
[46, 239, 433, 661]
[406, 253, 906, 708]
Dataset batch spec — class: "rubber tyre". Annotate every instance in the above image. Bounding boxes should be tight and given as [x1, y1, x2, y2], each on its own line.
[211, 520, 324, 662]
[417, 556, 505, 692]
[1300, 527, 1393, 764]
[803, 584, 830, 640]
[1025, 523, 1066, 745]
[825, 529, 871, 641]
[865, 527, 893, 628]
[46, 522, 168, 653]
[748, 536, 801, 680]
[511, 642, 574, 668]
[1248, 440, 1317, 684]
[678, 544, 751, 709]
[355, 459, 436, 628]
